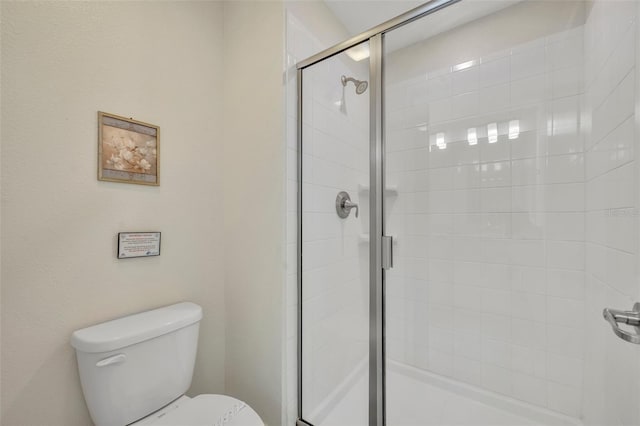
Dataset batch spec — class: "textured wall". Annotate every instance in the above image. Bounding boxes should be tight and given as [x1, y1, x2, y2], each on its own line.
[1, 2, 226, 424]
[221, 2, 285, 426]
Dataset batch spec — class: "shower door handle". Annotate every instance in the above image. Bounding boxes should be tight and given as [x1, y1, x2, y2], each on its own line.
[603, 302, 640, 344]
[382, 235, 393, 269]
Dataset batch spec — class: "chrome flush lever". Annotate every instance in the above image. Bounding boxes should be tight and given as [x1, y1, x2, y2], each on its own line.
[603, 302, 640, 344]
[336, 191, 358, 218]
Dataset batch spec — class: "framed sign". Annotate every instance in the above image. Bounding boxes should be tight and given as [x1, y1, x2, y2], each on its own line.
[98, 111, 160, 185]
[118, 232, 161, 259]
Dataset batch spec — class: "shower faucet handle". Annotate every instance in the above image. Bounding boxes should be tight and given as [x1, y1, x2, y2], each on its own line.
[336, 191, 358, 219]
[603, 302, 640, 344]
[343, 199, 359, 218]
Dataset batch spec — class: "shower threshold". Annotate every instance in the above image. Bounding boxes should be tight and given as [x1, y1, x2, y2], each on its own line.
[312, 361, 582, 426]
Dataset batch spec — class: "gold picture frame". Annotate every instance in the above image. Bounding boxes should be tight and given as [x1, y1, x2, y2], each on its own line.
[98, 111, 160, 186]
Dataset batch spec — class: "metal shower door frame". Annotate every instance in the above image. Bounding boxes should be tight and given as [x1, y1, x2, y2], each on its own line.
[296, 1, 460, 425]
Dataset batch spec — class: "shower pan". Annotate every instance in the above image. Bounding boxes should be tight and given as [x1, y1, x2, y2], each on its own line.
[296, 0, 640, 425]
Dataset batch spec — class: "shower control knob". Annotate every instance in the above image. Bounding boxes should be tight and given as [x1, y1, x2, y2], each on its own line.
[603, 302, 640, 344]
[336, 191, 358, 219]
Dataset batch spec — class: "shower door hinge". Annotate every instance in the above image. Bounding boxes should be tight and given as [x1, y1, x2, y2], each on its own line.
[382, 235, 393, 270]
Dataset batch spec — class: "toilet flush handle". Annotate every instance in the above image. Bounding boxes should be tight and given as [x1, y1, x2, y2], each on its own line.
[96, 353, 127, 367]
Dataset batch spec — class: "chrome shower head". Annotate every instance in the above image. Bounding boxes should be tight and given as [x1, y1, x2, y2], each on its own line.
[341, 75, 368, 95]
[355, 80, 368, 94]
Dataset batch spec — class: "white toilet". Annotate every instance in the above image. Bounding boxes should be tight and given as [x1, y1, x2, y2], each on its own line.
[71, 302, 263, 426]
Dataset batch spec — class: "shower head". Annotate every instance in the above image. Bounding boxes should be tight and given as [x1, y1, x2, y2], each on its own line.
[355, 80, 368, 94]
[341, 75, 368, 95]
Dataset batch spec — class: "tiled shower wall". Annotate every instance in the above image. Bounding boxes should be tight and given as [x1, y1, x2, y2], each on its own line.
[582, 1, 640, 425]
[384, 6, 587, 417]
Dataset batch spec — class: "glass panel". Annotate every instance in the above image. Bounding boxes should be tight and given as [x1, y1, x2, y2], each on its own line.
[300, 41, 370, 425]
[382, 1, 640, 424]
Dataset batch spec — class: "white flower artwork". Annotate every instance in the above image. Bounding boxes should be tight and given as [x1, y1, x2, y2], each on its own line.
[104, 132, 156, 174]
[98, 112, 159, 185]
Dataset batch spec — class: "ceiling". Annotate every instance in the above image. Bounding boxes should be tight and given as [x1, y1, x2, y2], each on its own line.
[324, 0, 426, 36]
[324, 0, 523, 52]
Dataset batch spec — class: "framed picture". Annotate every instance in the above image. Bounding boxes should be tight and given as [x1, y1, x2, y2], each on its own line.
[98, 111, 160, 185]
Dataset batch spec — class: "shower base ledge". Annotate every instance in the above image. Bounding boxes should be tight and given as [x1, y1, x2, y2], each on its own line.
[389, 361, 583, 426]
[307, 359, 583, 426]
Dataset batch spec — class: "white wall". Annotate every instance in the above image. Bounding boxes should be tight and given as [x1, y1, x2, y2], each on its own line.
[582, 1, 640, 425]
[222, 3, 285, 426]
[1, 2, 226, 425]
[286, 1, 350, 50]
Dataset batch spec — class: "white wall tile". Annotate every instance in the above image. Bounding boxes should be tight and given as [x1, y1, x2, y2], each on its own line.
[427, 73, 452, 101]
[453, 66, 480, 95]
[511, 74, 549, 106]
[512, 212, 544, 240]
[512, 345, 547, 378]
[552, 66, 584, 98]
[479, 83, 510, 113]
[547, 241, 585, 270]
[547, 353, 583, 387]
[547, 382, 582, 418]
[512, 372, 547, 406]
[511, 46, 546, 81]
[482, 313, 511, 341]
[511, 292, 546, 322]
[480, 57, 510, 87]
[482, 338, 512, 368]
[548, 33, 583, 71]
[547, 325, 584, 359]
[451, 91, 480, 119]
[510, 240, 546, 267]
[482, 364, 513, 395]
[511, 318, 546, 350]
[453, 356, 483, 387]
[547, 269, 584, 299]
[482, 289, 512, 316]
[547, 297, 584, 327]
[429, 349, 454, 376]
[512, 266, 546, 294]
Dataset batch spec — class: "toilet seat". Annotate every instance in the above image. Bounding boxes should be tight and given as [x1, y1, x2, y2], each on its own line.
[138, 395, 264, 426]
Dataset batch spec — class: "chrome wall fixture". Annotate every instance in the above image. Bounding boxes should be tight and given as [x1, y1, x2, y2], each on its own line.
[603, 303, 640, 344]
[341, 75, 369, 95]
[335, 191, 359, 218]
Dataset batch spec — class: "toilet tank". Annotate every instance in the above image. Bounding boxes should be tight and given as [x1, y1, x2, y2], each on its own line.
[71, 302, 202, 426]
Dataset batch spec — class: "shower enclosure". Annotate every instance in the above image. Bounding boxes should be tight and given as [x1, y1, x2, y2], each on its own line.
[296, 0, 640, 425]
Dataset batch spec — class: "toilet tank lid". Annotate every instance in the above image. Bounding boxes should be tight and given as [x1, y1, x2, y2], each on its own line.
[71, 302, 202, 353]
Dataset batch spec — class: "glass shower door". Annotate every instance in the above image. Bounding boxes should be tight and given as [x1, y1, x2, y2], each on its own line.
[299, 41, 371, 426]
[383, 1, 604, 425]
[298, 2, 639, 425]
